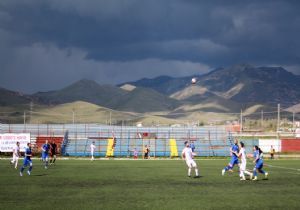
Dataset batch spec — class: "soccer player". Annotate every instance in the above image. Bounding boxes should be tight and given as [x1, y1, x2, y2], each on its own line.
[90, 141, 96, 161]
[252, 145, 268, 180]
[222, 139, 239, 176]
[50, 140, 57, 165]
[234, 142, 253, 180]
[181, 141, 199, 178]
[190, 142, 195, 152]
[11, 141, 20, 169]
[41, 140, 50, 169]
[20, 142, 33, 176]
[133, 148, 138, 159]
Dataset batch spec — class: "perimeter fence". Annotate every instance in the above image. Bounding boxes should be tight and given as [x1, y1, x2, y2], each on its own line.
[0, 124, 241, 157]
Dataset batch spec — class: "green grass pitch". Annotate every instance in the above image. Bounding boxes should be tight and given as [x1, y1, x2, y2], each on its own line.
[1, 159, 300, 210]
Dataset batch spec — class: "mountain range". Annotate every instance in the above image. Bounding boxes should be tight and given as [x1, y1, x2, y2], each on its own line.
[126, 64, 300, 105]
[1, 64, 300, 124]
[32, 79, 179, 113]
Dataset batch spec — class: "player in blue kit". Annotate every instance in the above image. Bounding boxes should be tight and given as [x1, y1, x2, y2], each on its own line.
[20, 142, 33, 176]
[222, 139, 239, 176]
[41, 140, 50, 169]
[252, 145, 268, 180]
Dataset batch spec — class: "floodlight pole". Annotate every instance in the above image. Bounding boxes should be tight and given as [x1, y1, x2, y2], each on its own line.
[72, 111, 75, 124]
[23, 111, 26, 125]
[277, 104, 280, 132]
[292, 111, 295, 131]
[29, 101, 33, 124]
[110, 111, 112, 126]
[23, 111, 26, 132]
[261, 110, 264, 128]
[240, 109, 243, 133]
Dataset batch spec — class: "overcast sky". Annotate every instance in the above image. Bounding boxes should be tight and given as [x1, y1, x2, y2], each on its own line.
[0, 0, 300, 93]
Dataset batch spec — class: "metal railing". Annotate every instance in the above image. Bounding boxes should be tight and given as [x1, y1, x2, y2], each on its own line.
[0, 124, 235, 157]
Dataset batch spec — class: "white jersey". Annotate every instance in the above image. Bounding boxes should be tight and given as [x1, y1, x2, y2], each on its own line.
[90, 144, 96, 153]
[13, 145, 20, 157]
[182, 147, 194, 161]
[240, 147, 246, 164]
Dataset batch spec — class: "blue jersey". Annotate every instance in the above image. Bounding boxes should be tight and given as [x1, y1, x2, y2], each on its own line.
[254, 150, 263, 163]
[42, 144, 50, 154]
[253, 150, 264, 169]
[25, 147, 32, 160]
[231, 144, 239, 159]
[190, 143, 195, 152]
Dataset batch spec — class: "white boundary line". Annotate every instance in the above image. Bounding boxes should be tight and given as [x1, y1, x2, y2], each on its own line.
[267, 170, 300, 176]
[285, 172, 300, 175]
[0, 157, 229, 161]
[1, 157, 300, 161]
[266, 164, 300, 171]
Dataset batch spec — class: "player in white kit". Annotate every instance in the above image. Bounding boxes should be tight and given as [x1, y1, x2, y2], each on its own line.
[11, 142, 20, 169]
[90, 141, 96, 161]
[181, 141, 199, 178]
[234, 142, 253, 180]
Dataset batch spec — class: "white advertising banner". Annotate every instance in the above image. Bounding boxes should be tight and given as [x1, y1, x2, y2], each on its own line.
[0, 133, 30, 152]
[295, 128, 300, 138]
[259, 139, 281, 153]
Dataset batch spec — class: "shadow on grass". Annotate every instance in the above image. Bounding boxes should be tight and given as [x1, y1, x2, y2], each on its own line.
[186, 175, 204, 178]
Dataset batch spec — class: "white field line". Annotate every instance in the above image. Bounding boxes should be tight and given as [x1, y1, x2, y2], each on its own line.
[266, 170, 300, 176]
[285, 172, 300, 175]
[0, 157, 300, 162]
[0, 157, 229, 161]
[265, 164, 300, 171]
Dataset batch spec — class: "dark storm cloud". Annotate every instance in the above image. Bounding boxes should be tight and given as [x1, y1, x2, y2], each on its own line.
[0, 0, 299, 93]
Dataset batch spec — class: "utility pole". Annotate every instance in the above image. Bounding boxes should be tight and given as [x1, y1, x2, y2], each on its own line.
[109, 111, 112, 126]
[72, 110, 75, 124]
[29, 101, 33, 124]
[261, 110, 264, 128]
[23, 111, 26, 125]
[277, 104, 280, 132]
[293, 111, 295, 131]
[23, 111, 26, 132]
[240, 109, 243, 133]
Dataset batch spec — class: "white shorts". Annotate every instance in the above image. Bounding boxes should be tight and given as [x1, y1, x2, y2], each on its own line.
[12, 154, 19, 162]
[186, 159, 197, 168]
[240, 162, 246, 171]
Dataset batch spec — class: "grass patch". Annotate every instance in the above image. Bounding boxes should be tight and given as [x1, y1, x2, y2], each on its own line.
[1, 159, 300, 210]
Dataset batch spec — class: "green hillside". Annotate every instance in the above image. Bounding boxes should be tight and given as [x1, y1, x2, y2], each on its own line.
[29, 101, 138, 124]
[33, 79, 127, 107]
[33, 79, 180, 113]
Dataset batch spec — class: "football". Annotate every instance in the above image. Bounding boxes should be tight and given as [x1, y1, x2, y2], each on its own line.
[191, 77, 197, 84]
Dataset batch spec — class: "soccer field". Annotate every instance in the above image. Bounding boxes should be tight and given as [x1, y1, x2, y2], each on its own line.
[1, 159, 300, 210]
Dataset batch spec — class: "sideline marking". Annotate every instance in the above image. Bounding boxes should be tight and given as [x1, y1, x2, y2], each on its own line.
[266, 164, 300, 171]
[270, 170, 300, 175]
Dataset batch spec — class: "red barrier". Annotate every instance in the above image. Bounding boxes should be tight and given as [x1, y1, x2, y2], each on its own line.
[281, 139, 300, 152]
[35, 136, 63, 152]
[226, 125, 241, 132]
